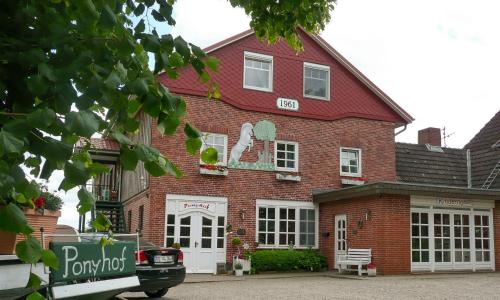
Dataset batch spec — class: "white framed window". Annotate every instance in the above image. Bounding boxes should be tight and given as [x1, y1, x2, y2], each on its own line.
[303, 62, 330, 100]
[243, 51, 273, 92]
[256, 199, 318, 248]
[274, 141, 298, 172]
[340, 147, 362, 177]
[200, 133, 228, 166]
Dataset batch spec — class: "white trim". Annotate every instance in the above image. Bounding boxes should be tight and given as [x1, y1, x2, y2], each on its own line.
[274, 140, 299, 172]
[303, 62, 330, 101]
[340, 147, 362, 177]
[200, 132, 228, 166]
[51, 276, 140, 299]
[255, 199, 318, 249]
[166, 194, 228, 203]
[243, 51, 273, 92]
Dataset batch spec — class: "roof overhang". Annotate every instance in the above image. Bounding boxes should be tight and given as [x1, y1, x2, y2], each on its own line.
[313, 181, 500, 203]
[203, 29, 414, 125]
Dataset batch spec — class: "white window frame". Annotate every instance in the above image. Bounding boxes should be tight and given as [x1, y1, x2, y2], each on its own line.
[255, 199, 319, 249]
[303, 62, 330, 101]
[340, 147, 362, 177]
[274, 140, 299, 172]
[200, 133, 228, 166]
[243, 51, 273, 92]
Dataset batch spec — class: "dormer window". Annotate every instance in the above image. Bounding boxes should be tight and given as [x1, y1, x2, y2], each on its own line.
[303, 62, 330, 100]
[244, 52, 273, 92]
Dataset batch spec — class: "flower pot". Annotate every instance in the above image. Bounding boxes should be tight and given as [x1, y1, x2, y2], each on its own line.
[16, 209, 61, 248]
[0, 231, 16, 254]
[235, 269, 243, 277]
[367, 268, 377, 277]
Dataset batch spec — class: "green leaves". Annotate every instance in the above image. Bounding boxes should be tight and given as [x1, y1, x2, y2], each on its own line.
[184, 124, 202, 155]
[91, 212, 112, 232]
[0, 203, 34, 235]
[16, 236, 43, 264]
[65, 110, 99, 137]
[77, 188, 95, 215]
[26, 272, 42, 289]
[201, 147, 218, 164]
[41, 249, 59, 269]
[120, 147, 139, 170]
[157, 113, 180, 135]
[0, 130, 24, 156]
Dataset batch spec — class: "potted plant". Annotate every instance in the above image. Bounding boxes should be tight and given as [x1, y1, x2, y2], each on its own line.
[234, 261, 244, 277]
[0, 187, 63, 254]
[367, 262, 377, 277]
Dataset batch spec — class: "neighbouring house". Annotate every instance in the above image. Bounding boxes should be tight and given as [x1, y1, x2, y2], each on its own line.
[81, 29, 500, 275]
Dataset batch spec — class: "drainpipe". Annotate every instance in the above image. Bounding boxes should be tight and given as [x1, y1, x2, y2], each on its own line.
[466, 149, 472, 188]
[395, 124, 407, 136]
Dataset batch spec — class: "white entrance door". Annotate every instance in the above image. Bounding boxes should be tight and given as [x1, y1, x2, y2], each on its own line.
[335, 214, 347, 268]
[179, 212, 216, 273]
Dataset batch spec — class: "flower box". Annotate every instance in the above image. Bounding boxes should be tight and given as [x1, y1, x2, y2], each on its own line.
[276, 173, 301, 182]
[233, 256, 251, 272]
[200, 164, 228, 176]
[341, 177, 365, 186]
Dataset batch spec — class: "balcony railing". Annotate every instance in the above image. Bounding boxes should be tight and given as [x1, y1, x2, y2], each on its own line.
[86, 184, 119, 202]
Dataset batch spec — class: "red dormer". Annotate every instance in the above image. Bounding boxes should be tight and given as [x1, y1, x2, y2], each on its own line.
[158, 28, 413, 126]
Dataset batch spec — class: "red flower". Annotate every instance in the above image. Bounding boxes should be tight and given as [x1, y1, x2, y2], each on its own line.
[367, 262, 376, 269]
[34, 196, 45, 209]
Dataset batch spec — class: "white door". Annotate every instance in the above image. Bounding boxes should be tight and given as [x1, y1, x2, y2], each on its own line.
[179, 212, 216, 273]
[335, 214, 347, 268]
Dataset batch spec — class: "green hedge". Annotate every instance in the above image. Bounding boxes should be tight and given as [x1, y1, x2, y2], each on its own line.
[250, 249, 327, 273]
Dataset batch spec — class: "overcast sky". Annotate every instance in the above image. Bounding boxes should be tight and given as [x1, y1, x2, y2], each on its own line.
[57, 0, 500, 227]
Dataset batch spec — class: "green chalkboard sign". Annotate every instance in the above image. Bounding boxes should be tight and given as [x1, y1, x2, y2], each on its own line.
[50, 241, 136, 282]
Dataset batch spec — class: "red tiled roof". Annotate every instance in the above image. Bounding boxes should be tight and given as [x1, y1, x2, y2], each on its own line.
[158, 28, 413, 125]
[75, 137, 120, 152]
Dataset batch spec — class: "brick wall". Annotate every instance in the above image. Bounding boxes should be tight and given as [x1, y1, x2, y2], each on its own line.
[144, 94, 397, 261]
[123, 190, 151, 241]
[318, 194, 411, 275]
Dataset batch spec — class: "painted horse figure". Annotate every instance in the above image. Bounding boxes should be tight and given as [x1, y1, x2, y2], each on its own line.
[229, 123, 254, 164]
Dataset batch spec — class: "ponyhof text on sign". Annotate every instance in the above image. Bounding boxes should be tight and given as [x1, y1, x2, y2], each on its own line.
[50, 241, 136, 282]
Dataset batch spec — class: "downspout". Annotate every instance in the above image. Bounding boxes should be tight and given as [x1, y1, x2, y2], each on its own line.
[395, 124, 407, 136]
[466, 149, 472, 188]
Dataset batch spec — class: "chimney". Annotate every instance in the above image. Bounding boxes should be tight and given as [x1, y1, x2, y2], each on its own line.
[418, 127, 441, 146]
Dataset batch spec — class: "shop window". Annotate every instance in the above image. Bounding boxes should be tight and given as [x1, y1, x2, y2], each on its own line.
[434, 213, 451, 263]
[217, 216, 225, 248]
[257, 207, 276, 245]
[256, 200, 317, 248]
[244, 52, 273, 92]
[300, 209, 316, 247]
[474, 214, 491, 262]
[275, 141, 298, 172]
[304, 62, 330, 100]
[340, 147, 361, 177]
[278, 208, 296, 246]
[165, 214, 175, 247]
[411, 212, 429, 263]
[201, 217, 212, 249]
[200, 133, 228, 166]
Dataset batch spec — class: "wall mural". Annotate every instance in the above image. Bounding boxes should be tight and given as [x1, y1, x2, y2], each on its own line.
[228, 120, 276, 171]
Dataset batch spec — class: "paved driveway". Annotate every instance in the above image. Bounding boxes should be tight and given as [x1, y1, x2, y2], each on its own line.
[121, 272, 500, 300]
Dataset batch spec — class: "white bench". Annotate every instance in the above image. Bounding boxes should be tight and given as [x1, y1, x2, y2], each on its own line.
[337, 248, 372, 276]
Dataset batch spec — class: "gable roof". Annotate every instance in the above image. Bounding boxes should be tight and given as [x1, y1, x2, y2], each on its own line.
[396, 142, 468, 187]
[464, 110, 500, 151]
[159, 29, 413, 125]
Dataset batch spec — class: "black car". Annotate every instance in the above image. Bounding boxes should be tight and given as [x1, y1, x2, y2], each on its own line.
[118, 237, 186, 298]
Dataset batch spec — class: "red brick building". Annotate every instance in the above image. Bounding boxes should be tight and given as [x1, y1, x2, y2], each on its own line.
[84, 30, 500, 275]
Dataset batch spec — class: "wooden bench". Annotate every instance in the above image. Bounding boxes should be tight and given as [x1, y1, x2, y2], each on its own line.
[337, 248, 372, 276]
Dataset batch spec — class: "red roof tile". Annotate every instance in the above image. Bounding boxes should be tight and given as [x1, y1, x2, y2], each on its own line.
[75, 137, 120, 152]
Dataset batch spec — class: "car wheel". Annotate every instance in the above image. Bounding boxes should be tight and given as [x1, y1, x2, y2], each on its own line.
[144, 288, 169, 298]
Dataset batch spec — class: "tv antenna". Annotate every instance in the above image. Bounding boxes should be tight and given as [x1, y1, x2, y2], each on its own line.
[442, 126, 455, 147]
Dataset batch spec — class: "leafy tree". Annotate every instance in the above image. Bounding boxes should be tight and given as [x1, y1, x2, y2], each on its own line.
[0, 0, 333, 297]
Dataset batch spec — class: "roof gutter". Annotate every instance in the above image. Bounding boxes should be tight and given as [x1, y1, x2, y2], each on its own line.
[395, 124, 407, 136]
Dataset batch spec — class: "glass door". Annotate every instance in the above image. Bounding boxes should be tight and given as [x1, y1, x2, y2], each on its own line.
[434, 213, 452, 269]
[453, 213, 472, 269]
[334, 214, 347, 269]
[411, 211, 430, 269]
[474, 214, 492, 268]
